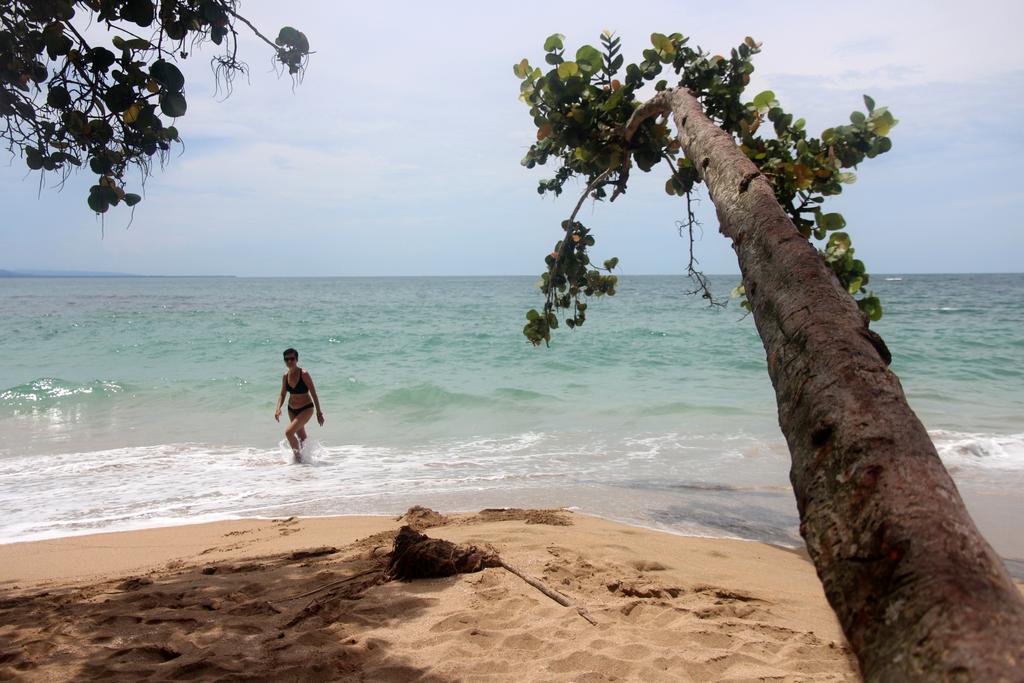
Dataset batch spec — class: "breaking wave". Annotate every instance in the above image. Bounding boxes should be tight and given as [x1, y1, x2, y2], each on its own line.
[931, 430, 1024, 470]
[1, 378, 125, 408]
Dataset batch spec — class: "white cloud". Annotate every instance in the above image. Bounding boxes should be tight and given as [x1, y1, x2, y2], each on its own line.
[2, 0, 1023, 274]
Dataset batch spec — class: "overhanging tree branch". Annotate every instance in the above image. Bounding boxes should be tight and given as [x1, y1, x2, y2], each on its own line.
[0, 0, 311, 216]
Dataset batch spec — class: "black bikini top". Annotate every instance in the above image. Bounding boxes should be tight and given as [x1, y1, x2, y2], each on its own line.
[286, 369, 309, 394]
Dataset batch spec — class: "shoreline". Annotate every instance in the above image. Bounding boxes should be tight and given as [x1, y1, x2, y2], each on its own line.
[0, 506, 803, 549]
[3, 428, 1021, 570]
[0, 510, 810, 588]
[4, 504, 1021, 580]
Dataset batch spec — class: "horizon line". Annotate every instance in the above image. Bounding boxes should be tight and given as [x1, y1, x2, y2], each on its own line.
[4, 271, 1024, 279]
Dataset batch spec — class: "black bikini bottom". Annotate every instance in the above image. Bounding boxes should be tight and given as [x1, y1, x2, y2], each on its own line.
[288, 403, 314, 419]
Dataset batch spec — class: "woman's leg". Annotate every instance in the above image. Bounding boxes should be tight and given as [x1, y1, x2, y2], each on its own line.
[285, 409, 313, 459]
[284, 419, 301, 457]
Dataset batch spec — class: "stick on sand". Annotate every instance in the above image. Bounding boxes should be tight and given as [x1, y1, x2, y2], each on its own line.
[499, 560, 598, 625]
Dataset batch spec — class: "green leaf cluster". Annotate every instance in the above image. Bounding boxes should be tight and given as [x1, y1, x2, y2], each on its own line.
[87, 176, 141, 213]
[736, 88, 896, 310]
[823, 232, 881, 320]
[515, 30, 673, 198]
[514, 32, 897, 343]
[0, 1, 310, 214]
[274, 26, 310, 74]
[523, 221, 619, 346]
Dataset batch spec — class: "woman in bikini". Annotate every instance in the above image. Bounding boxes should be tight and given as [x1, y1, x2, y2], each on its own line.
[274, 348, 324, 460]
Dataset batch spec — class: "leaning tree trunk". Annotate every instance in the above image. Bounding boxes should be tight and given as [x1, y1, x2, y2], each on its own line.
[627, 89, 1024, 681]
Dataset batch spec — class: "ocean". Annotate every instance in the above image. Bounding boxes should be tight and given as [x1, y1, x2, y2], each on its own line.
[1, 274, 1022, 572]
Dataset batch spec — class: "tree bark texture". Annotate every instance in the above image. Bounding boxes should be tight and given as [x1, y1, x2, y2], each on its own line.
[630, 88, 1024, 681]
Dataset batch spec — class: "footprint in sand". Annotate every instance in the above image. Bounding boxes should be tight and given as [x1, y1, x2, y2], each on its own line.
[500, 631, 546, 651]
[606, 579, 684, 599]
[106, 644, 182, 664]
[631, 559, 668, 572]
[224, 529, 254, 537]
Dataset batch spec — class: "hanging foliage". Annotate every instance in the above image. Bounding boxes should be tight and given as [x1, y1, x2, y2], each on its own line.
[515, 31, 895, 345]
[0, 0, 310, 215]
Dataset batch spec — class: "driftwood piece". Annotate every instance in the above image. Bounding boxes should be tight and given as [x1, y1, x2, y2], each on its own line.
[500, 559, 598, 625]
[281, 523, 598, 628]
[386, 526, 500, 580]
[498, 560, 571, 606]
[386, 525, 597, 625]
[277, 567, 385, 603]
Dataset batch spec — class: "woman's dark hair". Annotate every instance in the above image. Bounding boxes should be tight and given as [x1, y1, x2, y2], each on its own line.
[283, 348, 298, 359]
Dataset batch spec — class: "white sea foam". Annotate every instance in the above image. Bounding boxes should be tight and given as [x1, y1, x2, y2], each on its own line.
[0, 431, 791, 544]
[931, 430, 1024, 470]
[278, 438, 326, 465]
[1, 428, 1021, 548]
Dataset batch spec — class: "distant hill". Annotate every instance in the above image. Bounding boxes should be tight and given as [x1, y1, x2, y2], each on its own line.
[0, 269, 141, 278]
[0, 270, 234, 278]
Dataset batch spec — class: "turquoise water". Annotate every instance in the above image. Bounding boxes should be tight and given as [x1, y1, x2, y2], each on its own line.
[1, 275, 1022, 570]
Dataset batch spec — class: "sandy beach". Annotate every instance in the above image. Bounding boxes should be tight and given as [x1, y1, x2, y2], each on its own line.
[0, 509, 866, 681]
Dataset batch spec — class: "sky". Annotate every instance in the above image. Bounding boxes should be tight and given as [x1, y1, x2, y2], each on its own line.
[1, 0, 1022, 276]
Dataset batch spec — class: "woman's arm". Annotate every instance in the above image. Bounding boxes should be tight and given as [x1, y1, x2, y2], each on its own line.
[305, 371, 325, 426]
[274, 376, 286, 422]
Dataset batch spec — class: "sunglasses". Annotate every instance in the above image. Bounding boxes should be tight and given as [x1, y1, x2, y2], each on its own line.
[284, 357, 297, 362]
